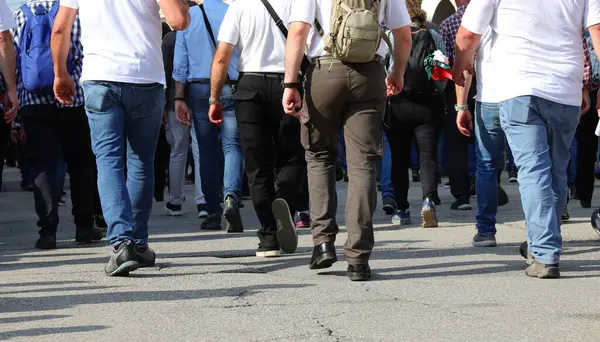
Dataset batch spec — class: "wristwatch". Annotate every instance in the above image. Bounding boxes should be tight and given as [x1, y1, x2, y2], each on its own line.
[208, 97, 221, 106]
[455, 104, 469, 111]
[282, 82, 302, 91]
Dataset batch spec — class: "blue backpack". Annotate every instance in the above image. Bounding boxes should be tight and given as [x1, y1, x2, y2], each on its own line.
[18, 2, 75, 94]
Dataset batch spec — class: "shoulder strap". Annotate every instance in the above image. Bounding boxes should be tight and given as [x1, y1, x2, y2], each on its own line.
[199, 4, 233, 86]
[20, 4, 35, 22]
[260, 0, 310, 75]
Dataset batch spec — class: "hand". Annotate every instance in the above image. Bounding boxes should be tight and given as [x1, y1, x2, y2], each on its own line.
[10, 129, 18, 143]
[53, 73, 75, 105]
[175, 100, 191, 126]
[452, 65, 473, 88]
[208, 104, 223, 125]
[582, 88, 591, 114]
[19, 130, 26, 142]
[282, 88, 302, 118]
[386, 72, 404, 96]
[456, 109, 473, 137]
[3, 90, 18, 123]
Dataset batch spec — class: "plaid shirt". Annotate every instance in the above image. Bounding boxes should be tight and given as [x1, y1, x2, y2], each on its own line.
[439, 5, 466, 65]
[11, 0, 84, 108]
[583, 31, 598, 90]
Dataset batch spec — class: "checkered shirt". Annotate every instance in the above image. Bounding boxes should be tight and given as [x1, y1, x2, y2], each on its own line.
[439, 5, 467, 65]
[583, 30, 598, 90]
[11, 0, 84, 108]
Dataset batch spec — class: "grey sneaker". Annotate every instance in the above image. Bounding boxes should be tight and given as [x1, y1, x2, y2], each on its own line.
[105, 241, 140, 276]
[272, 198, 298, 254]
[421, 198, 438, 228]
[471, 233, 497, 247]
[526, 260, 560, 279]
[135, 245, 156, 267]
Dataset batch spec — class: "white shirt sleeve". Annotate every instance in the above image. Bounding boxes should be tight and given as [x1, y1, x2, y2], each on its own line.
[461, 0, 497, 35]
[383, 0, 411, 30]
[61, 0, 79, 9]
[289, 0, 315, 24]
[0, 0, 16, 32]
[585, 0, 600, 28]
[217, 4, 239, 45]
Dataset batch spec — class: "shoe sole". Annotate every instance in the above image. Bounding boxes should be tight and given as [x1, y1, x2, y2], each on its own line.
[509, 178, 518, 183]
[451, 204, 472, 210]
[167, 209, 183, 217]
[309, 252, 337, 270]
[107, 260, 140, 277]
[421, 207, 438, 228]
[472, 240, 497, 247]
[256, 250, 281, 258]
[392, 218, 411, 225]
[347, 271, 371, 281]
[272, 199, 298, 254]
[526, 267, 560, 279]
[224, 206, 244, 233]
[382, 204, 395, 215]
[198, 212, 208, 219]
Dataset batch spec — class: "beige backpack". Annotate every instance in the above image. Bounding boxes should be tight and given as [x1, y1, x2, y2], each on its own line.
[323, 0, 392, 63]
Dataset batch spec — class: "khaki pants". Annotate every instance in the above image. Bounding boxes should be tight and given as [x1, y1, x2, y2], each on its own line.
[301, 57, 386, 264]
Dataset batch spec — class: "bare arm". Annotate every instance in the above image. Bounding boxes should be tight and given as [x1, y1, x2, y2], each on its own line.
[284, 22, 310, 83]
[455, 66, 473, 107]
[453, 25, 482, 86]
[210, 42, 235, 100]
[390, 25, 411, 77]
[0, 30, 16, 94]
[51, 6, 77, 78]
[159, 0, 190, 31]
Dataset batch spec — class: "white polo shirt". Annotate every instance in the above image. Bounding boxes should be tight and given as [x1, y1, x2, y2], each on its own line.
[218, 0, 294, 73]
[475, 28, 499, 104]
[61, 0, 166, 85]
[462, 0, 600, 107]
[0, 0, 16, 32]
[289, 0, 411, 59]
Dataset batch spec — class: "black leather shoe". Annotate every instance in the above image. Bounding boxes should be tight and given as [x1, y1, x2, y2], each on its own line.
[75, 227, 104, 244]
[35, 235, 57, 250]
[591, 209, 600, 238]
[309, 243, 337, 270]
[347, 264, 371, 281]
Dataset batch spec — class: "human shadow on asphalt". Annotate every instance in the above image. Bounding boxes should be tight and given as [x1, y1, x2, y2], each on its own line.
[0, 314, 71, 325]
[0, 325, 109, 340]
[0, 284, 313, 314]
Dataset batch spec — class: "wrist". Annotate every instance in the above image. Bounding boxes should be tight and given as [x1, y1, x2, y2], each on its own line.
[455, 104, 469, 111]
[208, 97, 221, 105]
[174, 97, 186, 103]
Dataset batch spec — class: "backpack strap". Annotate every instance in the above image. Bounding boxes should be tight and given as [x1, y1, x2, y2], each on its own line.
[19, 4, 35, 22]
[49, 1, 61, 18]
[199, 4, 234, 89]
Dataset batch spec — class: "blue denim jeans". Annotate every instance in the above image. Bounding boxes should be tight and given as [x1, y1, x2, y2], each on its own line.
[380, 133, 394, 200]
[188, 83, 243, 215]
[568, 138, 577, 185]
[468, 143, 477, 178]
[500, 96, 579, 264]
[83, 81, 165, 247]
[475, 102, 504, 236]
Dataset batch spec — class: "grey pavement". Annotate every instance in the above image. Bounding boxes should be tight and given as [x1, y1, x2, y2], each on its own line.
[1, 166, 600, 341]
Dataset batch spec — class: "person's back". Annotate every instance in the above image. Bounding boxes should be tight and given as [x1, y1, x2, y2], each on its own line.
[54, 0, 190, 277]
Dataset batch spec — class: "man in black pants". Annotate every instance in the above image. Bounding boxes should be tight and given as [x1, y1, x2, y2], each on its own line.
[12, 1, 102, 249]
[209, 0, 307, 257]
[577, 89, 599, 209]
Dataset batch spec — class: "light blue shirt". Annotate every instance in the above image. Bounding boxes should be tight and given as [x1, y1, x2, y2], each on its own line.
[173, 0, 239, 83]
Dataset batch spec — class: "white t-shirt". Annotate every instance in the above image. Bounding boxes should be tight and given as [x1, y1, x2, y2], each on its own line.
[462, 0, 600, 107]
[61, 0, 165, 85]
[289, 0, 411, 59]
[475, 28, 499, 103]
[218, 0, 293, 73]
[0, 0, 16, 32]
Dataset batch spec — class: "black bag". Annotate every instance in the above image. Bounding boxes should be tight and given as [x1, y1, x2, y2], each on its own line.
[403, 25, 437, 95]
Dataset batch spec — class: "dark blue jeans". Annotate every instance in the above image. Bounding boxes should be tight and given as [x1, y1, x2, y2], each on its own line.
[83, 81, 165, 247]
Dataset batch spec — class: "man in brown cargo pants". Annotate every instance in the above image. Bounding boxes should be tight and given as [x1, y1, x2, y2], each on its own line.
[283, 0, 412, 281]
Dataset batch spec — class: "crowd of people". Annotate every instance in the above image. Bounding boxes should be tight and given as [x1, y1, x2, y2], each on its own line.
[0, 0, 600, 281]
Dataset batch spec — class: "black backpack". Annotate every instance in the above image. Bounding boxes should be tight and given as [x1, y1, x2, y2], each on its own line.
[403, 24, 437, 95]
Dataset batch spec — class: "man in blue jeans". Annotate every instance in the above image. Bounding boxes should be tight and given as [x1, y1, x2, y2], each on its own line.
[454, 0, 600, 278]
[52, 0, 190, 276]
[173, 0, 244, 232]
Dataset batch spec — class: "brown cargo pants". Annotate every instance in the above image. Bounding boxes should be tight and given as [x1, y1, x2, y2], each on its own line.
[300, 56, 386, 264]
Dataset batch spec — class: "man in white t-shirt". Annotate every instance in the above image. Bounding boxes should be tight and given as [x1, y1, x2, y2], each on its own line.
[452, 0, 600, 279]
[51, 0, 190, 277]
[210, 0, 309, 258]
[0, 0, 18, 123]
[283, 0, 412, 281]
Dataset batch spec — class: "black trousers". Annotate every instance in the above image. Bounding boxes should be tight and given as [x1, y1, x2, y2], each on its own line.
[0, 120, 9, 177]
[21, 105, 97, 236]
[386, 95, 443, 210]
[154, 124, 170, 199]
[576, 90, 599, 203]
[443, 83, 475, 200]
[235, 73, 308, 248]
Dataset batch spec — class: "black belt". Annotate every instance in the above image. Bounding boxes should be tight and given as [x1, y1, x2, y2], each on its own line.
[188, 78, 238, 85]
[239, 72, 285, 80]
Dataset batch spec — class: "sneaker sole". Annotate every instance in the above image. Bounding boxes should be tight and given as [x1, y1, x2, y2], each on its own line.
[509, 178, 518, 183]
[526, 267, 560, 279]
[167, 209, 183, 217]
[348, 271, 371, 281]
[421, 207, 438, 228]
[198, 212, 208, 219]
[309, 252, 337, 270]
[256, 250, 281, 258]
[382, 204, 395, 215]
[107, 260, 140, 277]
[272, 199, 298, 254]
[451, 204, 472, 211]
[472, 240, 497, 247]
[224, 208, 244, 233]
